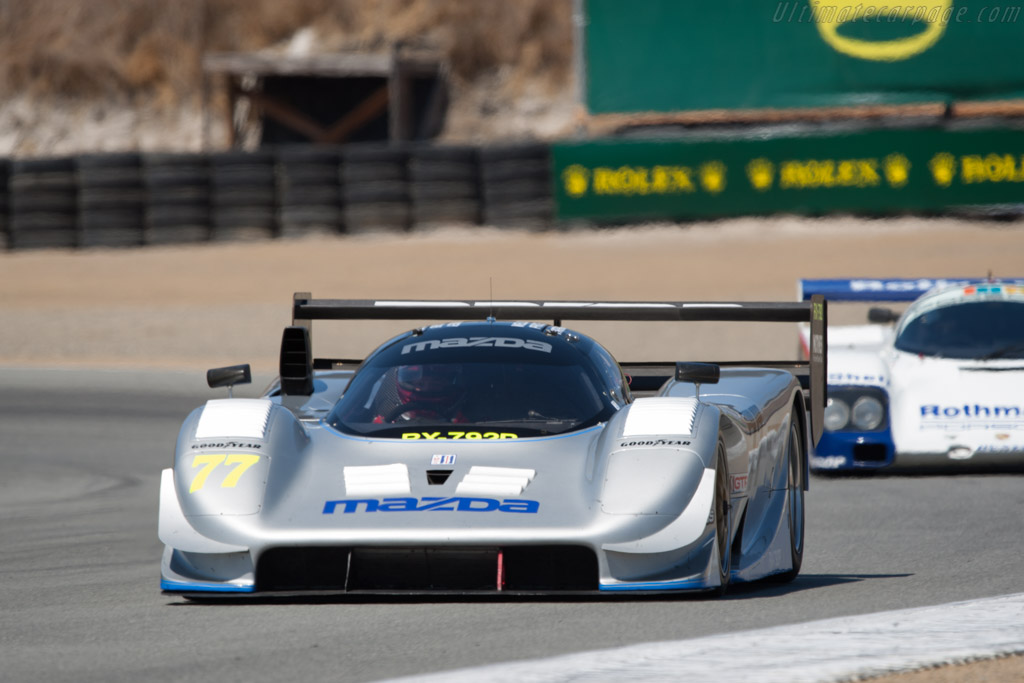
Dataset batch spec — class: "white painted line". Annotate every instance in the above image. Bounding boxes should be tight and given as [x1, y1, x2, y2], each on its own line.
[384, 593, 1024, 683]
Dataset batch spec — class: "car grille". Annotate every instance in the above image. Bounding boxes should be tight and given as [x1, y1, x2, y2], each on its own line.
[255, 545, 598, 592]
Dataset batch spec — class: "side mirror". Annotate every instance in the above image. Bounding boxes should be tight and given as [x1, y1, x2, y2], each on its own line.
[675, 362, 720, 401]
[868, 307, 899, 324]
[206, 364, 252, 398]
[675, 362, 720, 384]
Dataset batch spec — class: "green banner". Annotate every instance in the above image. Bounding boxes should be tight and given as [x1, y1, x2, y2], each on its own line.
[585, 0, 1024, 113]
[552, 126, 1024, 220]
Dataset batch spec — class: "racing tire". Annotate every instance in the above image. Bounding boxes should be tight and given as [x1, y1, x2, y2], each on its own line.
[768, 408, 805, 583]
[712, 438, 732, 596]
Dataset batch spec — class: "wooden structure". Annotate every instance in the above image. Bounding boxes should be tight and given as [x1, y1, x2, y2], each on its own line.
[202, 49, 447, 148]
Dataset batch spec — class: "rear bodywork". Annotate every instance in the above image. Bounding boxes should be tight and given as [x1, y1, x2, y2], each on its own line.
[800, 278, 1024, 472]
[160, 295, 826, 596]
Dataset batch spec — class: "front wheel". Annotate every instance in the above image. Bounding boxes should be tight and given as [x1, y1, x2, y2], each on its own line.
[769, 408, 805, 583]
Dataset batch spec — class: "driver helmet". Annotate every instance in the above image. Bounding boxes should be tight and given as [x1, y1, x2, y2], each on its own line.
[396, 364, 464, 406]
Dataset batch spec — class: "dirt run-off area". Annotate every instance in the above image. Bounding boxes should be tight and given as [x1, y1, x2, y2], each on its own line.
[2, 214, 1023, 372]
[2, 215, 1024, 682]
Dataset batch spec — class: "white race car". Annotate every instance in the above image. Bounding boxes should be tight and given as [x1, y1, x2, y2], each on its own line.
[800, 278, 1024, 472]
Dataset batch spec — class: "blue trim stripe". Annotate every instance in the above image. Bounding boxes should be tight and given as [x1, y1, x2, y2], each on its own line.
[161, 579, 255, 593]
[600, 577, 707, 592]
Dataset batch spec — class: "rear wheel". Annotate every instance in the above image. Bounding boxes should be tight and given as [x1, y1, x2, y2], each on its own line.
[769, 409, 805, 582]
[712, 439, 732, 595]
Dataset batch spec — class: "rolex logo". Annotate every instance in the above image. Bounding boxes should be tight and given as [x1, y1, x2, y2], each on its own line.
[929, 152, 956, 187]
[884, 154, 911, 188]
[746, 158, 775, 191]
[699, 161, 727, 194]
[811, 0, 953, 61]
[562, 164, 590, 198]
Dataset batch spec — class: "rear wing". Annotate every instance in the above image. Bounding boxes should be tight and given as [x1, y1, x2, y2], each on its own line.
[798, 278, 980, 302]
[286, 292, 828, 445]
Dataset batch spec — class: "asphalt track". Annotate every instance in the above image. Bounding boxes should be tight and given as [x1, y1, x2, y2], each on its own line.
[2, 366, 1023, 682]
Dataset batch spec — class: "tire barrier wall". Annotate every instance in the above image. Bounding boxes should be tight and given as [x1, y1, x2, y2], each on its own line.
[0, 142, 553, 250]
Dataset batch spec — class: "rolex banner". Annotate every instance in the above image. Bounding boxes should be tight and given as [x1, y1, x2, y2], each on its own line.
[552, 126, 1024, 220]
[584, 0, 1024, 113]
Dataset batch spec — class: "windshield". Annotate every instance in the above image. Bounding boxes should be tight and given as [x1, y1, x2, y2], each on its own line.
[893, 301, 1024, 359]
[326, 329, 621, 439]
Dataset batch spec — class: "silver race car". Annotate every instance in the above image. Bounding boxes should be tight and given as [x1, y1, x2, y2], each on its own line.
[159, 294, 826, 597]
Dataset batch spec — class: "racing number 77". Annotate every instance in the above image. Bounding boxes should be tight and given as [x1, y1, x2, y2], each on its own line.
[189, 454, 261, 493]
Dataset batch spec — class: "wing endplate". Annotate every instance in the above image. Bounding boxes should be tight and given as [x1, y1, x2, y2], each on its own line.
[809, 294, 827, 446]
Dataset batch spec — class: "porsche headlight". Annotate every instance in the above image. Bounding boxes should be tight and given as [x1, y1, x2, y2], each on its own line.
[824, 397, 850, 431]
[823, 387, 889, 432]
[851, 396, 884, 431]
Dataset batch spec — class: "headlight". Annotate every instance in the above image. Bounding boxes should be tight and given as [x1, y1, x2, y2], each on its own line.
[851, 396, 885, 430]
[824, 397, 850, 431]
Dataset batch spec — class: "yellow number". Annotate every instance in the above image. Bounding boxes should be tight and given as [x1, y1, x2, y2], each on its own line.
[190, 454, 226, 493]
[189, 453, 260, 493]
[222, 454, 261, 488]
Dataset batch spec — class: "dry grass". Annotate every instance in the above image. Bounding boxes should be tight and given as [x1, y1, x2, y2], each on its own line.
[0, 0, 573, 107]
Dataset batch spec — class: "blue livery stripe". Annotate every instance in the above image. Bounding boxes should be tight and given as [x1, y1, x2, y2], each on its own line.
[161, 579, 255, 593]
[600, 578, 708, 591]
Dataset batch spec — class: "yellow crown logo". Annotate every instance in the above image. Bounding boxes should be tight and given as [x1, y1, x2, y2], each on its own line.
[883, 154, 911, 188]
[562, 164, 590, 198]
[811, 0, 953, 61]
[699, 161, 727, 194]
[929, 152, 957, 187]
[746, 158, 775, 192]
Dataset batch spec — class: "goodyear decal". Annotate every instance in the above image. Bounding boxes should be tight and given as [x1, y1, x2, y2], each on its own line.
[618, 439, 691, 448]
[323, 497, 540, 514]
[191, 440, 262, 450]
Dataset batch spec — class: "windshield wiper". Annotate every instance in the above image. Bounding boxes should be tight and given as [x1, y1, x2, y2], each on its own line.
[977, 343, 1024, 360]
